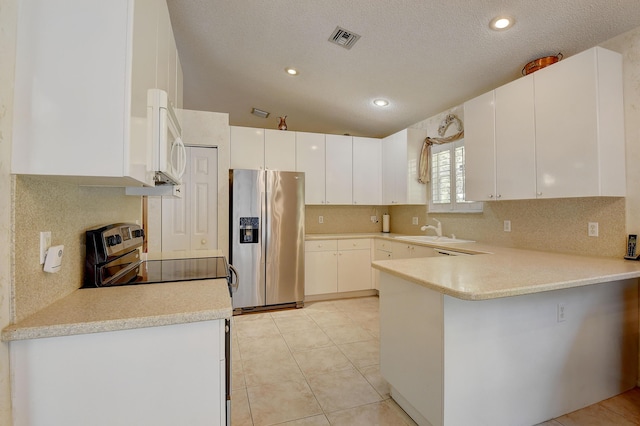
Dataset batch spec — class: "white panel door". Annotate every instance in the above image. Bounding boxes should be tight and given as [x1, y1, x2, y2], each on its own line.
[162, 147, 218, 251]
[296, 132, 326, 204]
[325, 134, 353, 204]
[353, 137, 382, 205]
[265, 129, 296, 170]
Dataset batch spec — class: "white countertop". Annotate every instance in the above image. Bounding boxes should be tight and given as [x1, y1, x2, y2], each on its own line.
[307, 233, 640, 300]
[2, 279, 232, 341]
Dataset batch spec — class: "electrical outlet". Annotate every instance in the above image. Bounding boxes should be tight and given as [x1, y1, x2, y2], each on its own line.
[588, 222, 598, 237]
[370, 215, 377, 223]
[412, 217, 419, 225]
[318, 216, 324, 224]
[40, 231, 52, 264]
[503, 220, 511, 232]
[557, 303, 566, 322]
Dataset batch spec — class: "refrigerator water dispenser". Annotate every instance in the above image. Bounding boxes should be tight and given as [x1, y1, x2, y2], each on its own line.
[239, 217, 259, 244]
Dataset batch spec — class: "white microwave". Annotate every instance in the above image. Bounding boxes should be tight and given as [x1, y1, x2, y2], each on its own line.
[147, 89, 186, 185]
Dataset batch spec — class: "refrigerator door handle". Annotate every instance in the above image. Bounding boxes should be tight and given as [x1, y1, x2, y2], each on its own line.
[228, 264, 239, 291]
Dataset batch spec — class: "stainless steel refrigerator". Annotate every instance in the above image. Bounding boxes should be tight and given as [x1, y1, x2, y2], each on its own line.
[229, 169, 305, 311]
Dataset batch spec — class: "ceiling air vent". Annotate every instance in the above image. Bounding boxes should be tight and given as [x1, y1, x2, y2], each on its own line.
[329, 26, 361, 49]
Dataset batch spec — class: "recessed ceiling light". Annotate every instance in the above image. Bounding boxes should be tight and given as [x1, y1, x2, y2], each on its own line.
[285, 67, 298, 76]
[490, 16, 515, 31]
[373, 99, 389, 107]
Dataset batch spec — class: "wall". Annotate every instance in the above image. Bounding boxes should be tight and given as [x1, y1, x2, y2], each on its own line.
[600, 25, 640, 388]
[0, 0, 17, 422]
[12, 177, 141, 322]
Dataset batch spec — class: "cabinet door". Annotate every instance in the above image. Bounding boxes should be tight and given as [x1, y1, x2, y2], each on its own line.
[534, 49, 600, 198]
[353, 137, 382, 205]
[11, 0, 130, 179]
[265, 129, 296, 170]
[338, 249, 372, 292]
[325, 135, 353, 204]
[230, 126, 265, 169]
[382, 131, 405, 204]
[305, 250, 338, 295]
[296, 132, 326, 204]
[410, 245, 437, 258]
[495, 75, 536, 200]
[373, 249, 392, 290]
[464, 91, 496, 201]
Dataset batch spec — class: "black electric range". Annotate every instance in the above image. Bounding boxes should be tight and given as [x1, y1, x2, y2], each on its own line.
[83, 223, 234, 288]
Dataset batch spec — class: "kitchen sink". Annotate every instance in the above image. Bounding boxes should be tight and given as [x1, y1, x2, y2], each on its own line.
[394, 235, 475, 244]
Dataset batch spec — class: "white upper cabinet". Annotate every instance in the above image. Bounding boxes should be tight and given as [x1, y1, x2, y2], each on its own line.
[495, 75, 536, 200]
[265, 129, 296, 170]
[382, 128, 428, 205]
[230, 127, 296, 170]
[465, 46, 625, 201]
[353, 137, 382, 205]
[464, 91, 496, 202]
[465, 76, 536, 201]
[534, 46, 625, 198]
[296, 132, 326, 205]
[325, 135, 353, 205]
[229, 126, 265, 169]
[11, 0, 182, 187]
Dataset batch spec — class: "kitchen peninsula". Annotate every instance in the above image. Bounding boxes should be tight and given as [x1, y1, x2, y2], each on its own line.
[373, 244, 640, 426]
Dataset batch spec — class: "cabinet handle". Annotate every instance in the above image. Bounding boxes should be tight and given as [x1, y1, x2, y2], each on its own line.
[497, 194, 502, 199]
[537, 192, 542, 196]
[488, 194, 494, 198]
[353, 201, 357, 204]
[201, 239, 207, 245]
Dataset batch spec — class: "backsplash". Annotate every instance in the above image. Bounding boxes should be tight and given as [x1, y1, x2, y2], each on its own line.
[392, 198, 626, 258]
[12, 176, 141, 322]
[306, 198, 625, 258]
[305, 205, 388, 234]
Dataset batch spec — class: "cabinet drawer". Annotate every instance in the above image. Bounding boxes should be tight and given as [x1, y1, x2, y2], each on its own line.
[375, 239, 393, 251]
[337, 238, 371, 250]
[305, 240, 338, 252]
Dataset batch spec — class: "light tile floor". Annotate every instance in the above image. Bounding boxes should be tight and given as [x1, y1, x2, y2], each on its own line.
[231, 296, 640, 426]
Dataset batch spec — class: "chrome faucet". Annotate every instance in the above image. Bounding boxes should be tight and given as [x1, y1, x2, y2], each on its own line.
[421, 218, 442, 237]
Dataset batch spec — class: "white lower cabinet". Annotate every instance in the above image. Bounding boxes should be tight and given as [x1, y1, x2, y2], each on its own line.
[10, 320, 226, 426]
[392, 242, 437, 259]
[304, 239, 372, 296]
[304, 240, 339, 295]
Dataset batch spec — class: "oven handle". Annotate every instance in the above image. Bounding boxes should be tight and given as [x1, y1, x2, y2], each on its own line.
[228, 264, 239, 292]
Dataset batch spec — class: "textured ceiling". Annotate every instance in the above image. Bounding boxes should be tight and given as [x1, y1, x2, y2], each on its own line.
[167, 0, 640, 138]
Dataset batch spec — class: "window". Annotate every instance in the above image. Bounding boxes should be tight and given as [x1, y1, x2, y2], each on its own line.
[428, 139, 482, 213]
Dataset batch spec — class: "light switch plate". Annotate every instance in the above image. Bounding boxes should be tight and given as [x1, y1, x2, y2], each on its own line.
[412, 217, 419, 225]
